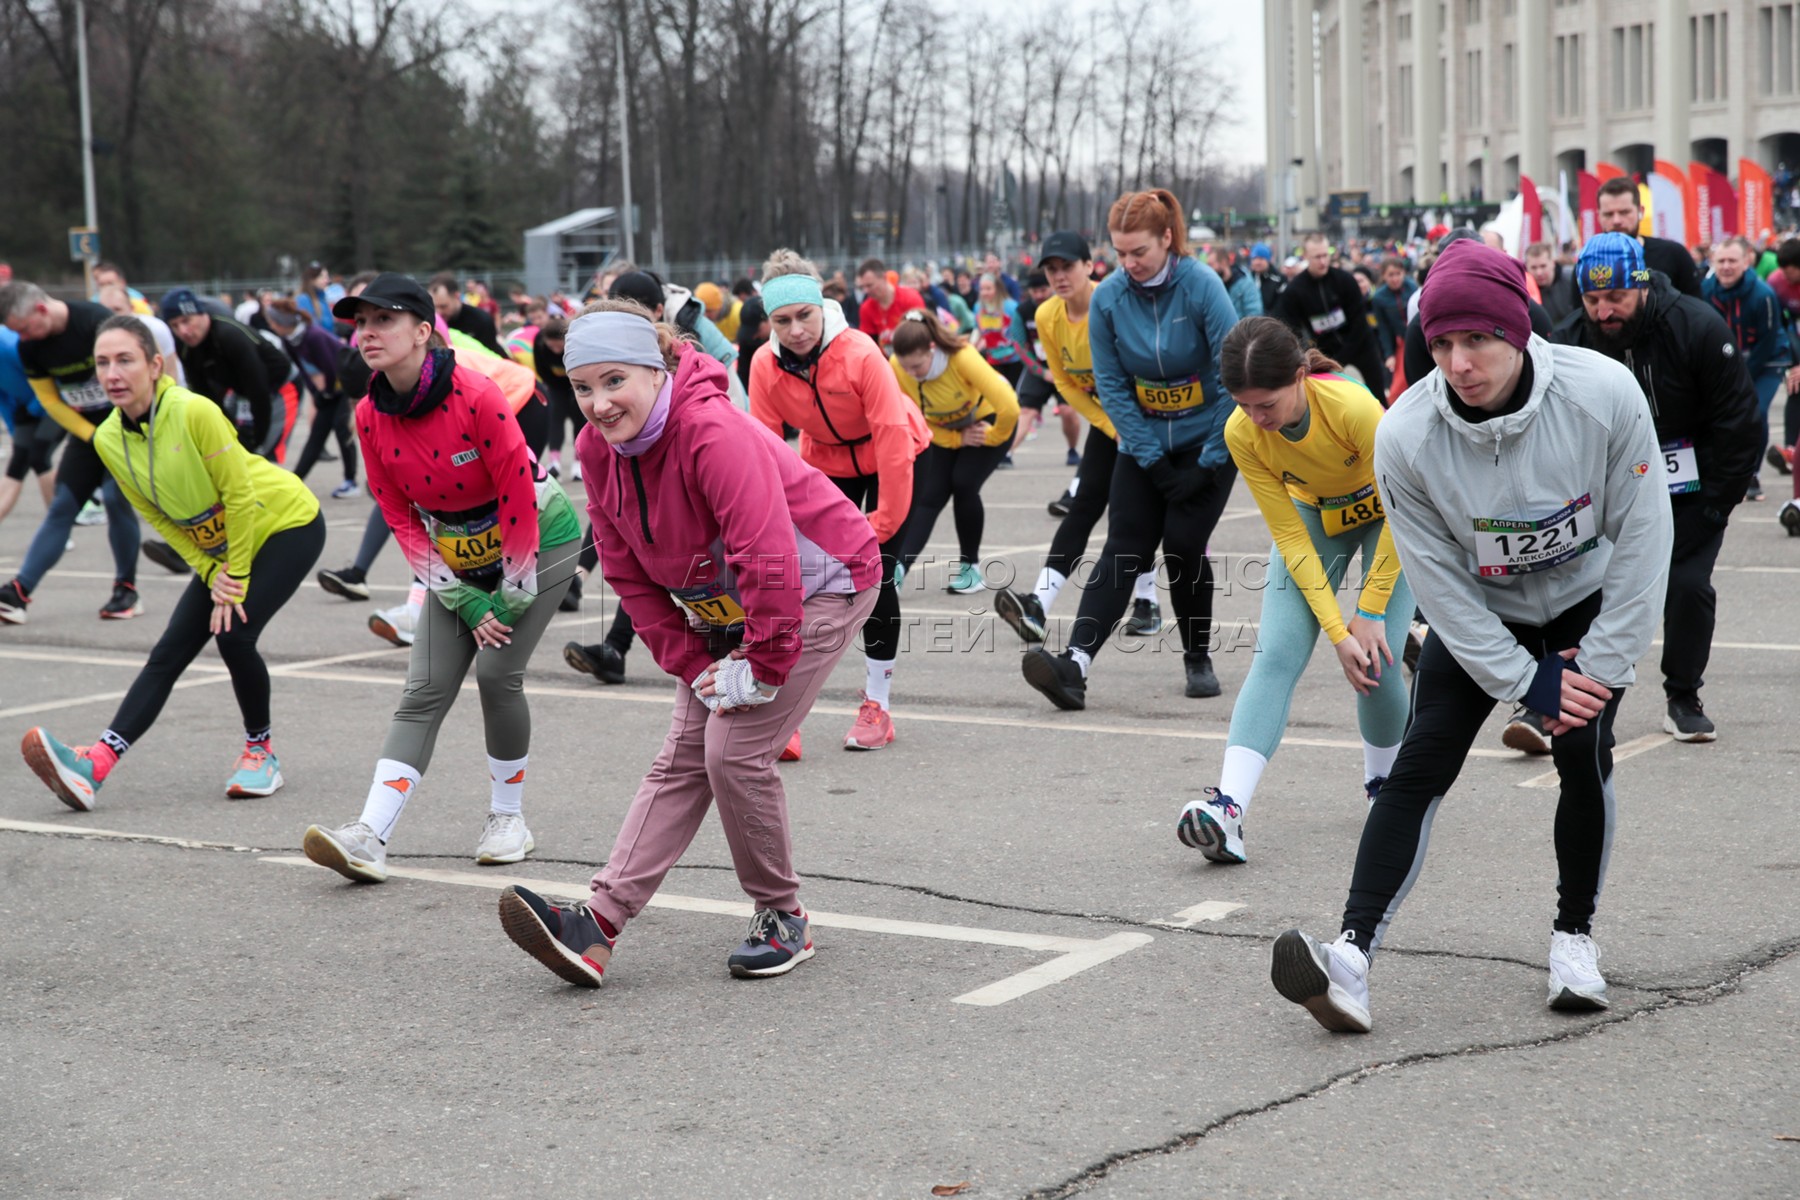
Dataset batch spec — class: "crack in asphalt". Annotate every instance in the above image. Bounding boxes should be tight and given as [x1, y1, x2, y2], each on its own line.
[1020, 935, 1800, 1199]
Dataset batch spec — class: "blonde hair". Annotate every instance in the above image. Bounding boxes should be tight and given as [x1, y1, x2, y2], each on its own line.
[760, 248, 822, 284]
[577, 297, 690, 370]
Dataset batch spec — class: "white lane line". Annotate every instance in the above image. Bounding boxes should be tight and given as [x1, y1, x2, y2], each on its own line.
[1650, 638, 1800, 652]
[1517, 731, 1672, 789]
[259, 857, 1151, 1005]
[1153, 900, 1247, 927]
[0, 817, 259, 852]
[0, 647, 228, 672]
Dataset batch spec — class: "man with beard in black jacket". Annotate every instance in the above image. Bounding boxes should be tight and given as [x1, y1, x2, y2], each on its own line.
[1551, 232, 1761, 744]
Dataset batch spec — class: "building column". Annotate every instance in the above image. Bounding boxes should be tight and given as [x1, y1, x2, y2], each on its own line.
[1518, 0, 1551, 184]
[1340, 0, 1367, 190]
[1414, 0, 1442, 202]
[1654, 0, 1691, 161]
[1294, 0, 1321, 227]
[1266, 0, 1289, 222]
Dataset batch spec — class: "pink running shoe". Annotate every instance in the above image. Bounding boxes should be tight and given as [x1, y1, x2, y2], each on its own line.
[779, 730, 803, 762]
[844, 693, 895, 750]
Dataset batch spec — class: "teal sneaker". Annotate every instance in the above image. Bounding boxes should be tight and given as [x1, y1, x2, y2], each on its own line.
[947, 562, 984, 594]
[21, 727, 102, 811]
[892, 560, 907, 590]
[225, 746, 284, 799]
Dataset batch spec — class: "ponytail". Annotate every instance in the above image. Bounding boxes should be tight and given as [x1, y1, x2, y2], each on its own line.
[889, 308, 967, 358]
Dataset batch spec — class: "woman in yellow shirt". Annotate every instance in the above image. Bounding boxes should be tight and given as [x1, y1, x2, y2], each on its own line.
[889, 310, 1019, 594]
[1176, 315, 1413, 865]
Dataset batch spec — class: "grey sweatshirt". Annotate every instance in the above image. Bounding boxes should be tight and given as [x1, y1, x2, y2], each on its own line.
[1374, 335, 1673, 700]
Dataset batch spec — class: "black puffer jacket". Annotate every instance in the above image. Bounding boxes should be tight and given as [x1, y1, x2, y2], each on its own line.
[1551, 273, 1761, 515]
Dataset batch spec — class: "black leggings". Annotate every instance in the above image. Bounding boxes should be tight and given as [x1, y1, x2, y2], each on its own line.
[1044, 427, 1118, 579]
[898, 441, 1009, 567]
[543, 382, 581, 452]
[517, 391, 550, 460]
[1066, 454, 1236, 664]
[830, 472, 903, 661]
[1343, 591, 1619, 953]
[1661, 502, 1726, 697]
[6, 415, 65, 481]
[291, 391, 357, 483]
[575, 522, 636, 653]
[106, 513, 327, 745]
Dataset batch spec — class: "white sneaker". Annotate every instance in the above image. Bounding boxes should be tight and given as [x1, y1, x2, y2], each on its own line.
[570, 459, 582, 482]
[302, 820, 389, 883]
[1271, 929, 1372, 1032]
[368, 603, 416, 647]
[475, 812, 535, 865]
[1176, 788, 1246, 863]
[1547, 930, 1609, 1011]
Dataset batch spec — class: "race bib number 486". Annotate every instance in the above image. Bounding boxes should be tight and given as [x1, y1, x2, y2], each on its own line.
[1473, 495, 1600, 577]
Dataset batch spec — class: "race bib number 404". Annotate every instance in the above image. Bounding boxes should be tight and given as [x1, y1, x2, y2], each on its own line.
[1662, 439, 1701, 495]
[1473, 495, 1600, 577]
[431, 510, 503, 575]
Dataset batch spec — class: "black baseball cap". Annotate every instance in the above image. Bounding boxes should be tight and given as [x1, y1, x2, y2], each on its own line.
[608, 270, 667, 313]
[332, 272, 434, 322]
[1039, 231, 1092, 265]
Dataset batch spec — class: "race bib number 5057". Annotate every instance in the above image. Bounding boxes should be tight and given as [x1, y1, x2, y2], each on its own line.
[1473, 495, 1600, 577]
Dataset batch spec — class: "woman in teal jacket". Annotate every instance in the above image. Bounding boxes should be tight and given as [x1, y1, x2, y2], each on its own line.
[1020, 188, 1242, 710]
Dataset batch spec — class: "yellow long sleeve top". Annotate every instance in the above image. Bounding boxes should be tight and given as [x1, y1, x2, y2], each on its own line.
[1224, 371, 1401, 643]
[889, 345, 1020, 450]
[1034, 293, 1117, 440]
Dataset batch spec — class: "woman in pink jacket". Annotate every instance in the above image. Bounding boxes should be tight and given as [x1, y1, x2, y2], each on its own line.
[498, 299, 880, 988]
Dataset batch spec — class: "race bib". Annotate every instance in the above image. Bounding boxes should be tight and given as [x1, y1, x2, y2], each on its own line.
[1662, 439, 1700, 495]
[1473, 495, 1600, 577]
[431, 508, 503, 576]
[670, 581, 746, 629]
[1032, 338, 1047, 362]
[1067, 367, 1096, 395]
[176, 502, 228, 559]
[1309, 308, 1348, 335]
[1318, 483, 1384, 537]
[1134, 375, 1205, 418]
[58, 378, 108, 415]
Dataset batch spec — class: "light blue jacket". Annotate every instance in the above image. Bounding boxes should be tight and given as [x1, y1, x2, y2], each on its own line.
[0, 327, 43, 435]
[1088, 255, 1240, 469]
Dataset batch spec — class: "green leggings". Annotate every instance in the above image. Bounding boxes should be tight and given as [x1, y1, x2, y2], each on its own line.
[1225, 506, 1413, 758]
[379, 537, 581, 771]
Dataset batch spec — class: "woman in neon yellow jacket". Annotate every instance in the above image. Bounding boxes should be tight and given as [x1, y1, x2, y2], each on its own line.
[20, 315, 325, 812]
[888, 308, 1019, 594]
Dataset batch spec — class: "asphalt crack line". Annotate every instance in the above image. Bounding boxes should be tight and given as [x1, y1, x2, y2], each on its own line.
[1021, 935, 1800, 1199]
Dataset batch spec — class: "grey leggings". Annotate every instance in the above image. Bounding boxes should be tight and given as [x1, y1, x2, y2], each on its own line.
[379, 537, 580, 770]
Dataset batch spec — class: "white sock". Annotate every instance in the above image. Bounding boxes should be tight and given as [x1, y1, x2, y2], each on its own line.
[1133, 572, 1158, 601]
[358, 758, 421, 843]
[1363, 741, 1400, 784]
[1068, 647, 1092, 676]
[1034, 567, 1067, 612]
[1218, 745, 1269, 808]
[489, 754, 528, 815]
[864, 657, 895, 710]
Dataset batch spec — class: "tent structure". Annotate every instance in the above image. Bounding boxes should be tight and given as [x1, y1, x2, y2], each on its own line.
[523, 208, 623, 297]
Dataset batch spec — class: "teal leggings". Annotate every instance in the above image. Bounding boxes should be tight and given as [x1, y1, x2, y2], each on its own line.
[1225, 505, 1413, 758]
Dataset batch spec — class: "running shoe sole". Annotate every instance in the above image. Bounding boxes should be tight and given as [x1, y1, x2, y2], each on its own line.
[729, 944, 815, 979]
[142, 540, 191, 574]
[301, 825, 387, 883]
[0, 605, 27, 626]
[1782, 504, 1800, 536]
[1548, 984, 1610, 1012]
[993, 588, 1046, 643]
[316, 571, 370, 601]
[99, 602, 143, 620]
[1177, 806, 1245, 862]
[1767, 445, 1792, 476]
[21, 728, 96, 812]
[226, 770, 285, 800]
[1502, 721, 1553, 755]
[1662, 714, 1718, 743]
[1270, 930, 1371, 1033]
[368, 613, 411, 647]
[563, 642, 626, 684]
[475, 833, 536, 865]
[1021, 653, 1086, 711]
[497, 887, 605, 987]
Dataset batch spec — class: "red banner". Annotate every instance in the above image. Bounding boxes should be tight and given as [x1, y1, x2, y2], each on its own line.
[1519, 175, 1543, 253]
[1692, 164, 1737, 240]
[1578, 171, 1601, 242]
[1740, 158, 1774, 241]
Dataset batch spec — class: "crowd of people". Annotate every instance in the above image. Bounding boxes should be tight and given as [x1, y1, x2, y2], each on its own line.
[0, 175, 1785, 1029]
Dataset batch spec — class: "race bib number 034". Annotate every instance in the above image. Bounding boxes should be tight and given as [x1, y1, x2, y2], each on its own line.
[1662, 439, 1701, 495]
[1473, 495, 1600, 577]
[1318, 482, 1384, 537]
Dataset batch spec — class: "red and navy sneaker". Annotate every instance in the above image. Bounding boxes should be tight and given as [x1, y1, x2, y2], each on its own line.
[727, 908, 814, 978]
[497, 885, 614, 988]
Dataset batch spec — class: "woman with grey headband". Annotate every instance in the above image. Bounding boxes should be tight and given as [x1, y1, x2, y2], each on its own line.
[496, 298, 880, 988]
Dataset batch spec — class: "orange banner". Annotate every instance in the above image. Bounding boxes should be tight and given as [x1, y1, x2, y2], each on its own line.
[1653, 160, 1696, 248]
[1739, 158, 1774, 241]
[1595, 162, 1626, 183]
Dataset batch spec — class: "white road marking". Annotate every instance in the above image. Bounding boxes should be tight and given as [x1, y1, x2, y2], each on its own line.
[0, 817, 258, 852]
[1154, 900, 1247, 927]
[258, 857, 1153, 1006]
[1517, 731, 1672, 789]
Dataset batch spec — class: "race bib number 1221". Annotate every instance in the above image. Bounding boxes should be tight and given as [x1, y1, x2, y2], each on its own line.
[1473, 495, 1600, 577]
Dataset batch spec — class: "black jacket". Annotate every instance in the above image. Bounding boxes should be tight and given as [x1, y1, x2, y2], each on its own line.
[1273, 266, 1375, 361]
[1551, 273, 1761, 515]
[1254, 270, 1284, 315]
[177, 315, 293, 449]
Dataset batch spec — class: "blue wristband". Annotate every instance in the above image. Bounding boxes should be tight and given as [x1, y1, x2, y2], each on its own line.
[1355, 608, 1385, 621]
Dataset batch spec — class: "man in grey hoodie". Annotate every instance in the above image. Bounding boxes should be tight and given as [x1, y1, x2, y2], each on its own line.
[1270, 241, 1672, 1034]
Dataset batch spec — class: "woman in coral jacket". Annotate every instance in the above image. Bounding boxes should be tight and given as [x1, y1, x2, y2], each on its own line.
[497, 299, 880, 990]
[747, 249, 930, 753]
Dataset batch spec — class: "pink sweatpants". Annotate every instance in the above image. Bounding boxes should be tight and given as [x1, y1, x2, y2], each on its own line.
[587, 587, 877, 931]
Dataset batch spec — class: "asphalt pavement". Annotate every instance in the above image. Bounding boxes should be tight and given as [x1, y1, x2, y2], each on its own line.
[2, 425, 1797, 1199]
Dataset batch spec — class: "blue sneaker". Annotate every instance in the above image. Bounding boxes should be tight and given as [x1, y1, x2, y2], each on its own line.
[1364, 775, 1386, 807]
[1177, 788, 1245, 863]
[728, 908, 815, 978]
[21, 727, 101, 811]
[499, 885, 613, 988]
[226, 746, 284, 799]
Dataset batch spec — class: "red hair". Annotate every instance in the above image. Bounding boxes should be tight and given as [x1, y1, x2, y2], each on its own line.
[1108, 189, 1189, 258]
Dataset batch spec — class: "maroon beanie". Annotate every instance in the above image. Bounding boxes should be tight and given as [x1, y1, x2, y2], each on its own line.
[1418, 240, 1532, 349]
